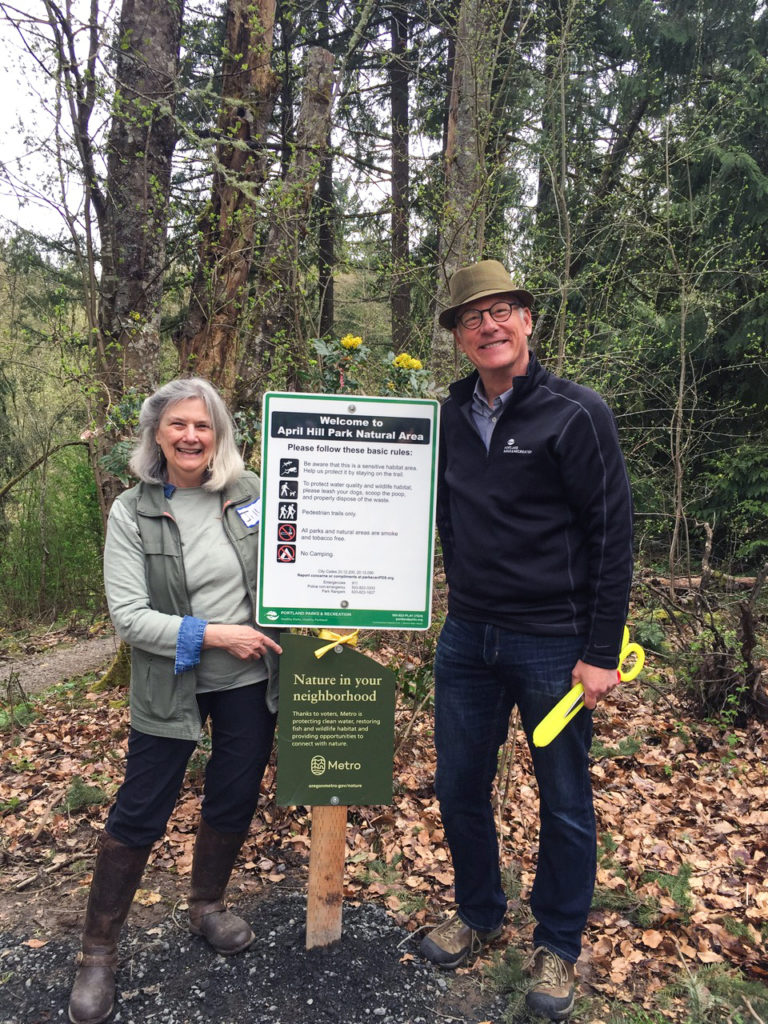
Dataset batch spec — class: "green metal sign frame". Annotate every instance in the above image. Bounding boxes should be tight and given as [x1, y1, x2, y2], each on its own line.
[258, 392, 439, 630]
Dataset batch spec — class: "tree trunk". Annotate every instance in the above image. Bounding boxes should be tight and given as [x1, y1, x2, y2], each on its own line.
[278, 2, 297, 180]
[431, 0, 500, 375]
[177, 0, 280, 399]
[237, 46, 335, 407]
[315, 0, 334, 339]
[317, 140, 336, 338]
[42, 0, 183, 518]
[98, 0, 184, 398]
[390, 5, 411, 352]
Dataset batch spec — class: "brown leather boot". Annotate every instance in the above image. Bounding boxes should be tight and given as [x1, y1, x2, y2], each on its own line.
[68, 834, 152, 1024]
[188, 818, 254, 955]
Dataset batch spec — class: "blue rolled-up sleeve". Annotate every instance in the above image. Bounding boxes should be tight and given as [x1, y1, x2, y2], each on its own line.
[175, 615, 207, 674]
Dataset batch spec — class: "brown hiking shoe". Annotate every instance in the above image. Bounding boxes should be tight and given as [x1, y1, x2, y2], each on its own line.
[524, 946, 575, 1020]
[419, 912, 502, 969]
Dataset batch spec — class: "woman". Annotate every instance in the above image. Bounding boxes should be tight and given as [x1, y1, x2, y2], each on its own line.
[69, 378, 282, 1024]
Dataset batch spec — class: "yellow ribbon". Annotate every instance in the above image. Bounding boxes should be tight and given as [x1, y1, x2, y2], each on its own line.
[313, 629, 360, 659]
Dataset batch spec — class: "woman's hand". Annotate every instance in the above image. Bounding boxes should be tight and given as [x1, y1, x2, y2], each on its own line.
[202, 624, 283, 660]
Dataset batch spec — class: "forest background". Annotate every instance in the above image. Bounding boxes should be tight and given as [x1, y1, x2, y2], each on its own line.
[0, 1, 766, 1022]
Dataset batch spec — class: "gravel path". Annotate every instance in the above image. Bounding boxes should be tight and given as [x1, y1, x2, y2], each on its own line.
[0, 892, 509, 1024]
[0, 638, 514, 1023]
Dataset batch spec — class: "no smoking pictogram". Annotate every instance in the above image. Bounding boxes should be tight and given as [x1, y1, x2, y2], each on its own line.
[278, 523, 296, 542]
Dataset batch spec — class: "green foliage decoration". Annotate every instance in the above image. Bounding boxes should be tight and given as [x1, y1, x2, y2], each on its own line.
[383, 351, 431, 398]
[60, 775, 108, 813]
[99, 440, 136, 487]
[641, 862, 694, 919]
[674, 620, 752, 726]
[0, 447, 103, 620]
[698, 442, 768, 566]
[97, 388, 146, 486]
[590, 884, 661, 929]
[661, 963, 768, 1024]
[310, 333, 368, 394]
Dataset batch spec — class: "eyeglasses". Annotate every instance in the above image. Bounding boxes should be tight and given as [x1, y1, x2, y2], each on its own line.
[456, 301, 521, 330]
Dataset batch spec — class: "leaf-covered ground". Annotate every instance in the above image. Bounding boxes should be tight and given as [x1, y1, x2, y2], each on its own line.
[1, 641, 766, 1022]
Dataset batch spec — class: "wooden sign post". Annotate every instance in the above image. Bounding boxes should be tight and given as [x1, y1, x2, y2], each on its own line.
[275, 632, 397, 948]
[306, 804, 347, 947]
[307, 629, 352, 949]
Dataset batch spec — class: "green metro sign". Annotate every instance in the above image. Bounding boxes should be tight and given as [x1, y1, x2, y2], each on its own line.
[276, 634, 397, 807]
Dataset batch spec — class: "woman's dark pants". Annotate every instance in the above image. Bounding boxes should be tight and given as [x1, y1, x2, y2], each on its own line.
[106, 682, 276, 845]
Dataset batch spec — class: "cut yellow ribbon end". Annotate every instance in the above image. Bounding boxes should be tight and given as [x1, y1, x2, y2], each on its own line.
[314, 629, 360, 659]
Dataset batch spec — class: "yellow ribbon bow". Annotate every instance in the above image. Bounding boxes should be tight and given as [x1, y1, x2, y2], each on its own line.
[313, 629, 360, 659]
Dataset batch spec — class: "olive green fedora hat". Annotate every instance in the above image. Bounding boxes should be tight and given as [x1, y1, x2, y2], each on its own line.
[438, 260, 534, 329]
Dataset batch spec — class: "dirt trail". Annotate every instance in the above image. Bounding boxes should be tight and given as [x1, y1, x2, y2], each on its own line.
[0, 634, 119, 696]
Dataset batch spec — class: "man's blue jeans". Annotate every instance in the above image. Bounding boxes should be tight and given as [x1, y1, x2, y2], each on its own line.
[434, 614, 596, 964]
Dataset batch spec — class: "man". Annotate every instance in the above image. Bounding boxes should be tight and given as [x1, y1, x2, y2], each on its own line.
[421, 260, 633, 1020]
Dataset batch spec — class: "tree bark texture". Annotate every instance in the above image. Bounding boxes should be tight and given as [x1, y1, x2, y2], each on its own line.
[236, 46, 335, 407]
[40, 0, 184, 517]
[431, 0, 500, 372]
[315, 0, 334, 338]
[177, 0, 280, 397]
[317, 141, 335, 339]
[98, 0, 184, 397]
[390, 6, 411, 352]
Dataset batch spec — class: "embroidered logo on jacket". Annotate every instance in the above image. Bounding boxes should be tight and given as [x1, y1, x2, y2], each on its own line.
[503, 437, 533, 455]
[237, 498, 261, 527]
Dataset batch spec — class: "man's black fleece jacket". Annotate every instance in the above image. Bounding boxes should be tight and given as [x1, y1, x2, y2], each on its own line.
[436, 354, 634, 670]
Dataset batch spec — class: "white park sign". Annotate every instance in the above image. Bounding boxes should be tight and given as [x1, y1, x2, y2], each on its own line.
[257, 392, 439, 630]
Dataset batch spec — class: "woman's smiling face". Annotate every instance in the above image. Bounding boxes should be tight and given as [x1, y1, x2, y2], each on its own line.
[155, 397, 215, 487]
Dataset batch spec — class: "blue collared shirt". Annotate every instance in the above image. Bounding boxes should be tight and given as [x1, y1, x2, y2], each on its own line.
[470, 379, 515, 450]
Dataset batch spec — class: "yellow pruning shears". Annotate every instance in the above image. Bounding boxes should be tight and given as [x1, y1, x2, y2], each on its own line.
[532, 627, 645, 748]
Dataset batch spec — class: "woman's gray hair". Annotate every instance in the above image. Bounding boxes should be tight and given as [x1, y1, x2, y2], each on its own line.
[129, 378, 244, 491]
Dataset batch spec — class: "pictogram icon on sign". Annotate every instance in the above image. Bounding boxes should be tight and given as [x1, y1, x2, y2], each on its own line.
[279, 480, 298, 499]
[277, 544, 296, 563]
[277, 523, 296, 542]
[279, 458, 299, 477]
[278, 502, 297, 521]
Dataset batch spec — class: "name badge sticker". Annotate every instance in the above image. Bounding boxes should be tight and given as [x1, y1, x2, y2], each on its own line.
[237, 498, 261, 528]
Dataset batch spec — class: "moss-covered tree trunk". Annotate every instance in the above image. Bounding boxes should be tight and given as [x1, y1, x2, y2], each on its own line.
[177, 0, 280, 399]
[236, 46, 335, 405]
[430, 0, 500, 378]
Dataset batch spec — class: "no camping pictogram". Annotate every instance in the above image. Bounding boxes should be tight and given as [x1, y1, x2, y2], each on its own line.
[276, 544, 296, 563]
[277, 523, 296, 542]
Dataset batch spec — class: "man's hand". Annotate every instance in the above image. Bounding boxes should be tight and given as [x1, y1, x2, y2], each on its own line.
[572, 659, 619, 710]
[202, 624, 283, 661]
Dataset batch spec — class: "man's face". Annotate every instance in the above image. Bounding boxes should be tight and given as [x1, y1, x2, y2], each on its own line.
[452, 292, 532, 380]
